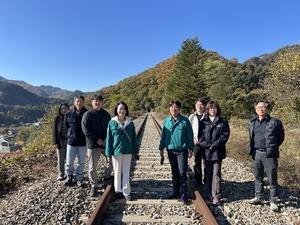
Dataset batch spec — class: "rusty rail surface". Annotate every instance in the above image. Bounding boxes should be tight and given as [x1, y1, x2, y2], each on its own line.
[86, 113, 148, 225]
[151, 114, 218, 225]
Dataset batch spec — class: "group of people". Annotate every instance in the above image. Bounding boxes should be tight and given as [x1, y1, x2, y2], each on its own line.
[159, 98, 284, 212]
[52, 95, 139, 199]
[53, 95, 284, 211]
[159, 99, 229, 205]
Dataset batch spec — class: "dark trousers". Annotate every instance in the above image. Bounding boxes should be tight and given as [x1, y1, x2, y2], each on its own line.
[167, 149, 188, 195]
[253, 150, 278, 203]
[206, 160, 222, 203]
[193, 145, 207, 184]
[56, 139, 67, 178]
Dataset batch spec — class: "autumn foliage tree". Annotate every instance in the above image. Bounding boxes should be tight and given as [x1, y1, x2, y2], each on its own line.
[264, 45, 300, 122]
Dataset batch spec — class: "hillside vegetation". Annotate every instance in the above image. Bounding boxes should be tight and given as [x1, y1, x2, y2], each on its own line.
[0, 81, 90, 126]
[0, 82, 67, 126]
[96, 39, 300, 124]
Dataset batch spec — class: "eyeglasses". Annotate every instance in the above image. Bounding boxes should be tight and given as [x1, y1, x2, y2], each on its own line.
[256, 106, 267, 110]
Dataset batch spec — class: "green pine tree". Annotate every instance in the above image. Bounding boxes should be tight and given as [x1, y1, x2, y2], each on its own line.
[164, 36, 208, 115]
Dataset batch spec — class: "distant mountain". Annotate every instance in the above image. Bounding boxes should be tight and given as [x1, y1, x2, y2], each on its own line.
[0, 79, 93, 126]
[0, 81, 63, 126]
[51, 89, 91, 103]
[248, 44, 300, 65]
[0, 76, 50, 96]
[0, 76, 92, 102]
[0, 81, 51, 106]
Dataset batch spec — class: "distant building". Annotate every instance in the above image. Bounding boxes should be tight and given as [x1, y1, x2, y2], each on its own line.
[0, 136, 22, 153]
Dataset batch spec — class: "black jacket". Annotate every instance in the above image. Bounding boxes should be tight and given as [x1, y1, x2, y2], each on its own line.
[248, 114, 284, 159]
[65, 108, 88, 146]
[52, 115, 65, 149]
[199, 115, 230, 161]
[81, 108, 111, 149]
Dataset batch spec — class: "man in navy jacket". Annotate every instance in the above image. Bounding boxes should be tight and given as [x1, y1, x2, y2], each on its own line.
[247, 99, 284, 212]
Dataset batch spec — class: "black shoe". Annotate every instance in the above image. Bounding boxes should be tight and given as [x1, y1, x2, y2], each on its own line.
[104, 176, 114, 181]
[115, 192, 124, 199]
[57, 175, 65, 181]
[204, 194, 213, 201]
[90, 187, 96, 197]
[64, 175, 73, 186]
[213, 201, 221, 206]
[168, 192, 180, 199]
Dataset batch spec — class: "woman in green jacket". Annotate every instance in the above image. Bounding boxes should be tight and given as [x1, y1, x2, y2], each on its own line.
[106, 102, 139, 200]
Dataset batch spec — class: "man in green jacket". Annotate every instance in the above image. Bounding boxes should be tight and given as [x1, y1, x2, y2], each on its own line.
[159, 100, 194, 203]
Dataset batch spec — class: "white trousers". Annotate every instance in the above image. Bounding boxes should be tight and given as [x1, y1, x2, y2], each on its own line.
[112, 154, 132, 196]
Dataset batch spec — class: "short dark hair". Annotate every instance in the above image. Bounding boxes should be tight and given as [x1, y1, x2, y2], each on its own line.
[169, 100, 181, 108]
[91, 94, 103, 101]
[114, 101, 129, 116]
[195, 98, 206, 105]
[206, 101, 221, 116]
[73, 95, 85, 102]
[58, 103, 69, 116]
[254, 99, 270, 109]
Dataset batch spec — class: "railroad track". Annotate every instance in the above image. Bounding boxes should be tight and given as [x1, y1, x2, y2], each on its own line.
[87, 113, 217, 224]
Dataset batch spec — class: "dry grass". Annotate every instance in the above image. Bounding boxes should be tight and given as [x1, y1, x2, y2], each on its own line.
[227, 118, 300, 195]
[227, 118, 250, 165]
[0, 147, 57, 196]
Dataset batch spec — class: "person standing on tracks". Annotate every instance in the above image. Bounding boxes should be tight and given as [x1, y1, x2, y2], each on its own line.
[159, 100, 194, 203]
[247, 99, 284, 212]
[199, 101, 230, 206]
[106, 101, 139, 201]
[82, 94, 113, 197]
[64, 95, 88, 187]
[188, 98, 207, 187]
[52, 103, 69, 181]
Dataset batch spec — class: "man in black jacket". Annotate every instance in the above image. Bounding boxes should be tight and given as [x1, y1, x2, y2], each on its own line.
[247, 99, 285, 212]
[64, 96, 88, 187]
[82, 94, 112, 196]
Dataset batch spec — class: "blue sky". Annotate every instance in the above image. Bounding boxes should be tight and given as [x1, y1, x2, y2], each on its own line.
[0, 1, 299, 92]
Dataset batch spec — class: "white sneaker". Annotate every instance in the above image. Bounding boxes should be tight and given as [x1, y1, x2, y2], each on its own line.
[248, 197, 263, 204]
[125, 195, 132, 201]
[270, 203, 279, 212]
